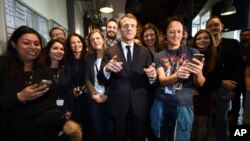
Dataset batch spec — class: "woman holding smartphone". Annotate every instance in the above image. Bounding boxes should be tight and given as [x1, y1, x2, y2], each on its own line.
[191, 29, 223, 141]
[0, 26, 59, 141]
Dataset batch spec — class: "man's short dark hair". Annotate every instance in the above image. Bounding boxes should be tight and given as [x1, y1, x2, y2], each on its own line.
[106, 18, 118, 27]
[49, 27, 66, 39]
[240, 28, 250, 34]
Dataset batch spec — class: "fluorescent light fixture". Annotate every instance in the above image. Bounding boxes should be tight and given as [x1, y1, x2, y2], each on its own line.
[99, 0, 114, 13]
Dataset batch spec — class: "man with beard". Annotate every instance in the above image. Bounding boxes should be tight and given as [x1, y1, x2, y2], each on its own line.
[105, 18, 119, 48]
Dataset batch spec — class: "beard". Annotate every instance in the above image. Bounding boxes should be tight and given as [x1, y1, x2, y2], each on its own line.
[106, 32, 116, 39]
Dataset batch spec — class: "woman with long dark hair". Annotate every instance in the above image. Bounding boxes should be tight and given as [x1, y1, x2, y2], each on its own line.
[0, 26, 60, 141]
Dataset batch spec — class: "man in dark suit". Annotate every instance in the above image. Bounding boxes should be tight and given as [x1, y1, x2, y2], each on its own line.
[98, 13, 156, 141]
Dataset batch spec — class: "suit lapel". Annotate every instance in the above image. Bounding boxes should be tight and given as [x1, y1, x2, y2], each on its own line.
[116, 43, 126, 63]
[89, 54, 96, 83]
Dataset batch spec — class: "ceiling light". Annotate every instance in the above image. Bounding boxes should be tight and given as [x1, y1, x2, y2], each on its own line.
[220, 0, 236, 16]
[99, 0, 114, 13]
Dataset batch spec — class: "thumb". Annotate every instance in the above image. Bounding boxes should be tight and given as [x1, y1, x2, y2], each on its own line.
[151, 63, 156, 67]
[148, 63, 156, 69]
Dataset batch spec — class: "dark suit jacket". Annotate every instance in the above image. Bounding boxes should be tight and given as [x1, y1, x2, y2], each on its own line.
[98, 42, 153, 118]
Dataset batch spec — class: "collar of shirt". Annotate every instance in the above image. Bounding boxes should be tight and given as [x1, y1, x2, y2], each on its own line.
[121, 41, 134, 60]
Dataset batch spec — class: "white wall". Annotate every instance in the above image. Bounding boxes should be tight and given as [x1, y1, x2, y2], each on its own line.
[19, 0, 68, 29]
[74, 1, 84, 35]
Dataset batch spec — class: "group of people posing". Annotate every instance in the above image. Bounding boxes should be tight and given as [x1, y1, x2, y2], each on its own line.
[0, 12, 249, 141]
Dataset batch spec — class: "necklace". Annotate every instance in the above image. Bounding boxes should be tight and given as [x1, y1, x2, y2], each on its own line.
[51, 68, 59, 84]
[24, 71, 33, 86]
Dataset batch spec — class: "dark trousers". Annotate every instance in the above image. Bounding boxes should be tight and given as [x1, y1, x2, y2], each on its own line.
[215, 87, 230, 141]
[110, 107, 147, 141]
[72, 94, 91, 141]
[88, 100, 113, 141]
[228, 84, 245, 124]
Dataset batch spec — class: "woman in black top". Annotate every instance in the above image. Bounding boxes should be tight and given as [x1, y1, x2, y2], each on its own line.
[191, 29, 223, 141]
[65, 33, 91, 141]
[44, 39, 73, 120]
[0, 26, 59, 141]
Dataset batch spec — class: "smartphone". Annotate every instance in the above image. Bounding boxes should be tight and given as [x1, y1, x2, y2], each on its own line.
[193, 54, 204, 61]
[38, 79, 52, 87]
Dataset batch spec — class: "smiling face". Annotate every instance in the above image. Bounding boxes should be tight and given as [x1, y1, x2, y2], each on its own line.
[70, 35, 83, 54]
[51, 28, 66, 43]
[119, 17, 137, 43]
[49, 41, 64, 62]
[166, 21, 183, 48]
[195, 32, 211, 50]
[143, 28, 156, 47]
[16, 33, 41, 63]
[106, 21, 118, 39]
[206, 17, 224, 37]
[89, 32, 105, 51]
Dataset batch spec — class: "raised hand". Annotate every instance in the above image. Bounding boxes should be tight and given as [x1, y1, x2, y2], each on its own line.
[144, 63, 157, 80]
[104, 55, 123, 73]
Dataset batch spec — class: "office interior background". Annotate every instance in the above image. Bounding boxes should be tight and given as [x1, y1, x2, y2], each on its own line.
[0, 0, 249, 55]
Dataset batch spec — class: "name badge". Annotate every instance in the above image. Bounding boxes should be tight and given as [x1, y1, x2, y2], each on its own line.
[56, 99, 64, 106]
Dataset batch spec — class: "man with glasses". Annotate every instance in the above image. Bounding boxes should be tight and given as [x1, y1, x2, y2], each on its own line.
[49, 27, 66, 43]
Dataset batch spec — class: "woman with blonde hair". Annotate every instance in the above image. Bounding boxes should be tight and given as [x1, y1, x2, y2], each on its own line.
[84, 30, 113, 141]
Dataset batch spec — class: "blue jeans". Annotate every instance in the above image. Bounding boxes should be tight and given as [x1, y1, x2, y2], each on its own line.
[154, 102, 193, 141]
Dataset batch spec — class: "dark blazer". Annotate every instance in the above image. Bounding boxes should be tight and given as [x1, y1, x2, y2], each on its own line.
[84, 52, 99, 96]
[98, 42, 153, 118]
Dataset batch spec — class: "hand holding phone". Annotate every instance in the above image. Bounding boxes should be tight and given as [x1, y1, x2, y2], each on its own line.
[38, 79, 52, 87]
[193, 54, 204, 61]
[191, 54, 204, 64]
